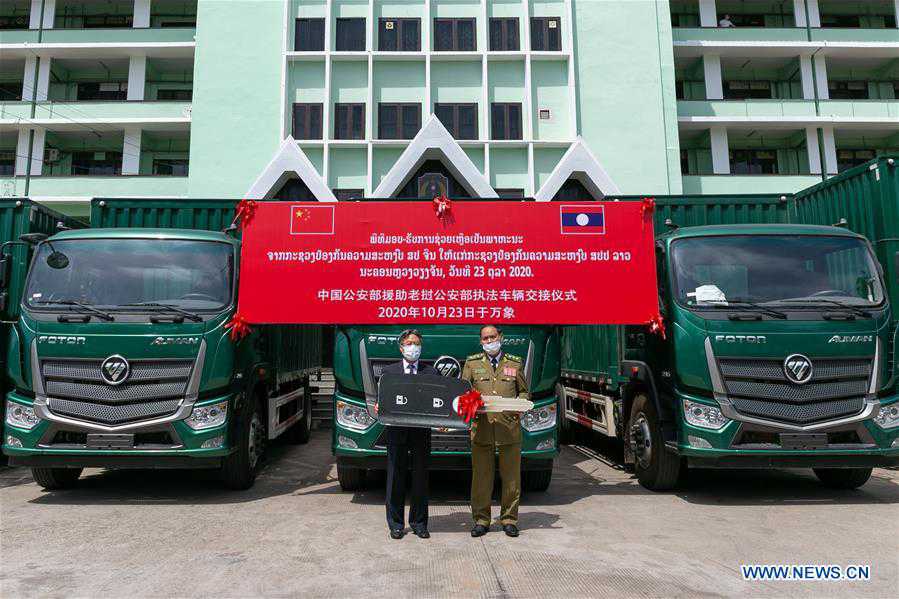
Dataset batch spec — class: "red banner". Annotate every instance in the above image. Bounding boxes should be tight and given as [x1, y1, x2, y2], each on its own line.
[235, 201, 659, 325]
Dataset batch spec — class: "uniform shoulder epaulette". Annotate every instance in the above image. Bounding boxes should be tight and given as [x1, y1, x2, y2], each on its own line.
[505, 354, 522, 362]
[466, 352, 484, 360]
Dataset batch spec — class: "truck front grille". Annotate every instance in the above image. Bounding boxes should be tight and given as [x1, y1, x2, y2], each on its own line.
[718, 357, 871, 425]
[373, 428, 471, 452]
[42, 358, 193, 424]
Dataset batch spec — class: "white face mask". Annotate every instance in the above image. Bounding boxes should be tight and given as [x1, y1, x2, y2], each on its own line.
[482, 340, 502, 356]
[401, 344, 422, 362]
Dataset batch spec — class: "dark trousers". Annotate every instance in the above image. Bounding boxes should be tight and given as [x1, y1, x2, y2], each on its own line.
[385, 426, 430, 531]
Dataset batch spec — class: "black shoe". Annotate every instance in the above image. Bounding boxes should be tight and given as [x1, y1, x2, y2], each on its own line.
[470, 524, 489, 537]
[412, 528, 430, 539]
[389, 529, 405, 540]
[502, 524, 520, 537]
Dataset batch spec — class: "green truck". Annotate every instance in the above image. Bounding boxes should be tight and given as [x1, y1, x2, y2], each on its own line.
[332, 324, 560, 491]
[560, 195, 899, 491]
[0, 200, 86, 468]
[2, 199, 322, 490]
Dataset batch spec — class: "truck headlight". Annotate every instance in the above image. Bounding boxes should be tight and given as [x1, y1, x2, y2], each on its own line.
[683, 399, 729, 430]
[336, 400, 375, 431]
[521, 404, 557, 432]
[185, 401, 228, 430]
[5, 400, 40, 430]
[874, 403, 899, 430]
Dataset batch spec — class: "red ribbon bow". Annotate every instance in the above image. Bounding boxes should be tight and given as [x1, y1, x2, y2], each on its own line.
[224, 313, 252, 342]
[641, 197, 655, 231]
[232, 199, 258, 230]
[432, 195, 453, 223]
[646, 314, 666, 340]
[456, 389, 484, 424]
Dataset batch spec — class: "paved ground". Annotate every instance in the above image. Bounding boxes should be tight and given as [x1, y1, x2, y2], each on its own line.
[1, 431, 897, 598]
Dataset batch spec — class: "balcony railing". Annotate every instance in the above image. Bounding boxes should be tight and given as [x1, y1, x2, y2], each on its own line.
[677, 99, 899, 120]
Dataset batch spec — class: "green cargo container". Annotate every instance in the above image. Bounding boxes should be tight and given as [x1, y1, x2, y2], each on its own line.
[0, 200, 86, 467]
[90, 198, 236, 231]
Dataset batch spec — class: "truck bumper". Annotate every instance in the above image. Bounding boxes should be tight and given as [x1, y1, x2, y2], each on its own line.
[683, 452, 899, 469]
[336, 453, 556, 471]
[7, 452, 226, 469]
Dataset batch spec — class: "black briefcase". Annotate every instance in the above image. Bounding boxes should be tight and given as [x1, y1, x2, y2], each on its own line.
[377, 372, 471, 429]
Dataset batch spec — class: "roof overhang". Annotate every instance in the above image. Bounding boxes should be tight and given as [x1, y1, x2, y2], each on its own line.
[372, 115, 498, 198]
[534, 138, 620, 201]
[245, 137, 336, 201]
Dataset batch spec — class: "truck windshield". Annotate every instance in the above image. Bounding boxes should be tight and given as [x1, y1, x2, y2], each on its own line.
[24, 239, 234, 312]
[671, 235, 884, 308]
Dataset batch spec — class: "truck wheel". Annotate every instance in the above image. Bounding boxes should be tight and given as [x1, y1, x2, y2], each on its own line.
[629, 394, 681, 491]
[221, 399, 265, 490]
[32, 467, 82, 490]
[813, 467, 873, 490]
[522, 468, 553, 493]
[285, 391, 313, 445]
[337, 465, 367, 491]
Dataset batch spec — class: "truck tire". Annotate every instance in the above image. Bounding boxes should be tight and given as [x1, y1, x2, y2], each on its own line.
[337, 465, 367, 491]
[522, 468, 553, 493]
[813, 467, 873, 490]
[285, 391, 313, 445]
[629, 393, 681, 491]
[221, 398, 265, 490]
[32, 467, 82, 490]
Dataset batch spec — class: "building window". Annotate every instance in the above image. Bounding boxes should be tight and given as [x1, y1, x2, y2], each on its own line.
[0, 151, 14, 176]
[334, 103, 365, 139]
[434, 103, 478, 139]
[71, 151, 122, 176]
[336, 18, 366, 51]
[379, 18, 420, 51]
[829, 80, 869, 100]
[680, 150, 690, 174]
[153, 158, 189, 176]
[76, 82, 128, 101]
[82, 15, 133, 28]
[156, 89, 192, 101]
[378, 103, 421, 140]
[0, 81, 23, 101]
[334, 188, 364, 200]
[489, 18, 519, 51]
[490, 103, 522, 140]
[723, 80, 773, 100]
[293, 103, 323, 140]
[496, 188, 525, 198]
[730, 149, 778, 175]
[820, 14, 862, 28]
[434, 18, 476, 51]
[0, 14, 30, 30]
[837, 149, 876, 172]
[530, 17, 561, 51]
[295, 18, 325, 51]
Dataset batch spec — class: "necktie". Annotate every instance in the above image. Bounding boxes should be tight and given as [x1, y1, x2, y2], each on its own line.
[407, 364, 416, 375]
[491, 357, 498, 370]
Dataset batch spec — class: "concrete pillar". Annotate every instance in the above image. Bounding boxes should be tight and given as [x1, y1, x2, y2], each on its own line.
[710, 127, 730, 174]
[127, 55, 147, 101]
[799, 56, 815, 99]
[22, 56, 50, 102]
[133, 0, 151, 28]
[30, 0, 55, 29]
[813, 55, 829, 100]
[895, 1, 899, 28]
[122, 128, 142, 175]
[821, 126, 838, 175]
[805, 0, 821, 28]
[703, 54, 723, 100]
[793, 0, 807, 27]
[15, 128, 45, 176]
[805, 127, 822, 175]
[699, 0, 718, 27]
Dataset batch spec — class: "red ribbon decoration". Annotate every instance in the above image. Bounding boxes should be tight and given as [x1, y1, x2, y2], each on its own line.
[646, 314, 666, 340]
[456, 389, 484, 424]
[232, 199, 258, 230]
[224, 313, 252, 342]
[432, 195, 453, 224]
[640, 197, 655, 231]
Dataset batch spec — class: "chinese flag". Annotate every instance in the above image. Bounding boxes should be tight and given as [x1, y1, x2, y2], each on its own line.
[290, 205, 335, 235]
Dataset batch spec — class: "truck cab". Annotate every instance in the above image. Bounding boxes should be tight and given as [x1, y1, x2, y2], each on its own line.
[3, 227, 319, 490]
[634, 224, 899, 488]
[332, 324, 560, 491]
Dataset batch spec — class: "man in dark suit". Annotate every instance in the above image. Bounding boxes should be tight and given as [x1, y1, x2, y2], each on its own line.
[379, 329, 439, 540]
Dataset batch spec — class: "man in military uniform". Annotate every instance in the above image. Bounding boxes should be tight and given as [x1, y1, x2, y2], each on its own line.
[461, 325, 528, 538]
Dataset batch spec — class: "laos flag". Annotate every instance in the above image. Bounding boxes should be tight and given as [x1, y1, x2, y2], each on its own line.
[560, 204, 605, 235]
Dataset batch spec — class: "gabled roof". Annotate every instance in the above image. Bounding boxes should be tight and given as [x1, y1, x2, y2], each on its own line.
[246, 137, 336, 201]
[372, 116, 497, 198]
[534, 138, 620, 201]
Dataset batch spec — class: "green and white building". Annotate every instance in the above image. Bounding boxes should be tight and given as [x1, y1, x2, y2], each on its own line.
[2, 0, 899, 215]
